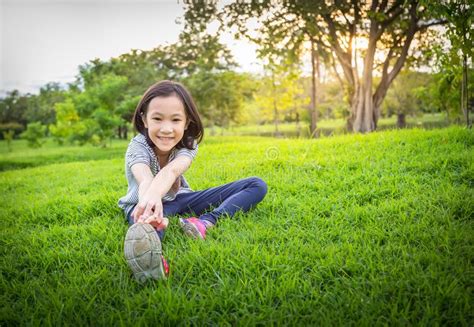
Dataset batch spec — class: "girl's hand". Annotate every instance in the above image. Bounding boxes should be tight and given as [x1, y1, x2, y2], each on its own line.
[133, 200, 169, 231]
[145, 216, 169, 231]
[133, 197, 163, 223]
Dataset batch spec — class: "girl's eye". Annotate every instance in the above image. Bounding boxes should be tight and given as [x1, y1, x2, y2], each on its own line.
[173, 119, 182, 122]
[153, 118, 162, 121]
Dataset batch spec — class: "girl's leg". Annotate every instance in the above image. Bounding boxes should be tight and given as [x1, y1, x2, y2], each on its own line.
[163, 177, 267, 225]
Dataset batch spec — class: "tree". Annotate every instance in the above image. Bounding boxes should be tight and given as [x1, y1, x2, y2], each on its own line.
[0, 90, 28, 127]
[186, 70, 252, 131]
[2, 130, 14, 151]
[382, 70, 431, 127]
[75, 74, 128, 146]
[24, 82, 66, 126]
[49, 98, 80, 145]
[254, 62, 309, 136]
[213, 0, 446, 133]
[419, 68, 474, 123]
[317, 79, 349, 120]
[21, 122, 46, 148]
[116, 94, 141, 139]
[179, 1, 236, 76]
[427, 0, 473, 127]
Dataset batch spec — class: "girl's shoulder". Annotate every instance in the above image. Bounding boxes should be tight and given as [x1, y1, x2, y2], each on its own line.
[126, 134, 154, 157]
[171, 143, 199, 161]
[130, 133, 146, 144]
[128, 134, 152, 150]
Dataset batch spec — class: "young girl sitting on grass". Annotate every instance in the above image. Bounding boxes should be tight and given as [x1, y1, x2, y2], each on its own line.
[118, 80, 267, 282]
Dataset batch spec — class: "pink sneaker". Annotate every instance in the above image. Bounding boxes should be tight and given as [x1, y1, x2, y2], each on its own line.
[179, 217, 212, 239]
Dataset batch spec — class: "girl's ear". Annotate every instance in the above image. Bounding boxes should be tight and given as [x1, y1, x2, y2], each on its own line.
[141, 113, 148, 128]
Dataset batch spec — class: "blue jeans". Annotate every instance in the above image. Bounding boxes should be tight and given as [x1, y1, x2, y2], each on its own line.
[126, 177, 267, 238]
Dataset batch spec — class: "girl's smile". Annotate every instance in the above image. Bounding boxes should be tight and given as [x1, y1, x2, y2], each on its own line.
[157, 136, 174, 141]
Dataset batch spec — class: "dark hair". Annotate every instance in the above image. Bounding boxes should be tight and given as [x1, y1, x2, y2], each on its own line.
[132, 80, 203, 149]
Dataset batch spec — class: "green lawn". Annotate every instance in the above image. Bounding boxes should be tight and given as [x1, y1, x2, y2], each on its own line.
[211, 113, 449, 137]
[1, 127, 473, 325]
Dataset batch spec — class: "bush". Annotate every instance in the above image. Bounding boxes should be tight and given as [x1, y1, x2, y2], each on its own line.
[2, 130, 15, 151]
[0, 122, 24, 139]
[20, 122, 47, 148]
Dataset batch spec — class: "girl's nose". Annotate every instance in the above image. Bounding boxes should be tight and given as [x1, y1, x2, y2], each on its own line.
[160, 125, 173, 133]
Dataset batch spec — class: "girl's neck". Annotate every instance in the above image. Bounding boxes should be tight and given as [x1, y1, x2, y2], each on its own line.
[154, 148, 170, 167]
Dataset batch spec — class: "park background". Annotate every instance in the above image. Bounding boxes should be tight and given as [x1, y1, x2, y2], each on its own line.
[1, 0, 473, 325]
[1, 0, 472, 143]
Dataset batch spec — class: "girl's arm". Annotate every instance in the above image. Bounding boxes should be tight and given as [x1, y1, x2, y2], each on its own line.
[131, 155, 193, 225]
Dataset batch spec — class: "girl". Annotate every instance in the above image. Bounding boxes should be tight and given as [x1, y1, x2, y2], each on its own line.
[118, 80, 267, 282]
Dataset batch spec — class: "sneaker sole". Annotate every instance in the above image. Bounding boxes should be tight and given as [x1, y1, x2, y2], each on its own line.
[179, 219, 204, 239]
[124, 223, 166, 282]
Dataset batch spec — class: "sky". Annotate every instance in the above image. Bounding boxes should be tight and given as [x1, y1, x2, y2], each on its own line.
[0, 0, 260, 96]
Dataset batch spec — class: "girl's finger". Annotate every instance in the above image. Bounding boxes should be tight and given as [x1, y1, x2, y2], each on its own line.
[149, 217, 169, 230]
[145, 215, 161, 224]
[143, 202, 155, 218]
[153, 204, 163, 219]
[133, 204, 145, 221]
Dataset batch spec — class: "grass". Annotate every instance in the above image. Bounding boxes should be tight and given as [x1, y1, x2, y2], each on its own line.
[212, 113, 449, 137]
[0, 139, 126, 172]
[0, 126, 473, 325]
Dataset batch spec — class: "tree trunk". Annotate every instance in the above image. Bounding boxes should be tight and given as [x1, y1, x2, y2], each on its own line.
[273, 96, 279, 137]
[295, 111, 301, 137]
[397, 112, 406, 128]
[309, 38, 318, 137]
[462, 53, 469, 127]
[353, 35, 377, 133]
[271, 73, 281, 137]
[328, 0, 421, 134]
[352, 85, 377, 132]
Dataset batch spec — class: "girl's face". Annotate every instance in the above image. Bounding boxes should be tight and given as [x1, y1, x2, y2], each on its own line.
[143, 95, 188, 156]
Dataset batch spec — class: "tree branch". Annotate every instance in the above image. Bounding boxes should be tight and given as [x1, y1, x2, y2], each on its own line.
[322, 14, 355, 86]
[385, 0, 405, 17]
[379, 0, 389, 12]
[417, 19, 448, 31]
[387, 2, 418, 85]
[373, 1, 419, 108]
[370, 0, 379, 12]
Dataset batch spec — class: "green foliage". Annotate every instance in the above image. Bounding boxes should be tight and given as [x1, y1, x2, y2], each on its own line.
[382, 70, 433, 117]
[0, 122, 24, 139]
[84, 74, 128, 146]
[24, 82, 66, 126]
[415, 68, 474, 123]
[2, 130, 14, 152]
[254, 63, 309, 130]
[49, 75, 129, 146]
[317, 80, 348, 120]
[186, 71, 254, 128]
[424, 1, 474, 126]
[49, 98, 79, 145]
[20, 122, 47, 148]
[0, 90, 28, 127]
[0, 84, 66, 130]
[0, 127, 472, 325]
[426, 0, 473, 60]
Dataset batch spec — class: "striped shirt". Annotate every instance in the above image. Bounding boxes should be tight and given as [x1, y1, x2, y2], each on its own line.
[117, 133, 198, 216]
